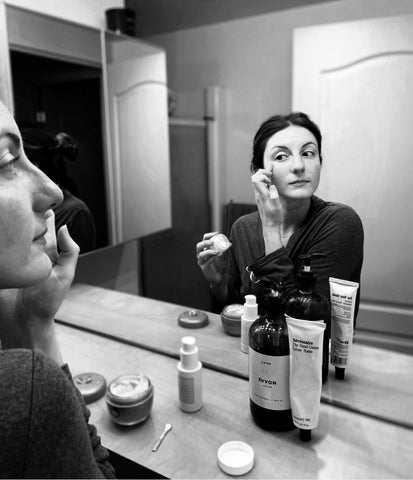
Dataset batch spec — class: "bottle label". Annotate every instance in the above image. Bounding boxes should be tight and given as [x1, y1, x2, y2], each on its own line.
[249, 349, 290, 410]
[179, 376, 195, 403]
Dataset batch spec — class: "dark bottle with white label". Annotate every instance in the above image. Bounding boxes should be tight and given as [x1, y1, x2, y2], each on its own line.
[249, 291, 294, 431]
[285, 254, 330, 383]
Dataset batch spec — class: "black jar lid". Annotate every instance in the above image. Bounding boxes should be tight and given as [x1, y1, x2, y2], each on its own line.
[74, 372, 107, 404]
[178, 309, 209, 329]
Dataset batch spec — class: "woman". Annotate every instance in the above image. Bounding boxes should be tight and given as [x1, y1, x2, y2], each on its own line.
[197, 112, 364, 315]
[0, 100, 115, 478]
[20, 127, 96, 254]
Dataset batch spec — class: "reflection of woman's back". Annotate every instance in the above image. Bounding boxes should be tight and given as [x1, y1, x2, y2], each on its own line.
[21, 128, 96, 253]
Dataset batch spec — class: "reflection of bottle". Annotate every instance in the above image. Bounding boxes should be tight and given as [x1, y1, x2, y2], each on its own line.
[177, 336, 203, 412]
[285, 254, 330, 383]
[249, 291, 294, 431]
[241, 295, 258, 353]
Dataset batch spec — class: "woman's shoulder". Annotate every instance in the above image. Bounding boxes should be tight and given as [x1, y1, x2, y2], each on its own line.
[231, 210, 260, 232]
[312, 196, 363, 227]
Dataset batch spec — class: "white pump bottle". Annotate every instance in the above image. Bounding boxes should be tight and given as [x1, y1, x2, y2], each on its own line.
[177, 336, 203, 412]
[241, 295, 258, 353]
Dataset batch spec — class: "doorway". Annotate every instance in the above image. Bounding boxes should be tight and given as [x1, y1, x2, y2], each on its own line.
[140, 120, 212, 311]
[10, 50, 109, 250]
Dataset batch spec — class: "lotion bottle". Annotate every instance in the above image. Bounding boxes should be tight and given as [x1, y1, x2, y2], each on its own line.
[249, 290, 294, 431]
[241, 294, 258, 353]
[285, 254, 330, 383]
[177, 336, 203, 412]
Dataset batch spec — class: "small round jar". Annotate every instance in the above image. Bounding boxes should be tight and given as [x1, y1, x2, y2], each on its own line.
[106, 374, 154, 426]
[221, 304, 244, 336]
[212, 233, 232, 253]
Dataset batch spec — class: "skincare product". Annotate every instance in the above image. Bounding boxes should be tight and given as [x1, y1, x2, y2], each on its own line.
[106, 373, 154, 426]
[249, 291, 294, 431]
[211, 233, 232, 253]
[286, 317, 326, 441]
[285, 254, 330, 383]
[221, 303, 243, 336]
[241, 295, 258, 353]
[177, 336, 203, 412]
[329, 277, 359, 380]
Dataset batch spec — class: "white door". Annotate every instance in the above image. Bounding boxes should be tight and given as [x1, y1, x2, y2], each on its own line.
[293, 15, 413, 337]
[104, 33, 171, 243]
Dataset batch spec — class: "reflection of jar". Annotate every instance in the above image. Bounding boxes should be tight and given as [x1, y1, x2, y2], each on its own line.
[212, 234, 232, 253]
[221, 304, 244, 336]
[106, 374, 154, 426]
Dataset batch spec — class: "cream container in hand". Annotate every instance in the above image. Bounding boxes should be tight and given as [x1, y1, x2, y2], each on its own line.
[211, 233, 232, 253]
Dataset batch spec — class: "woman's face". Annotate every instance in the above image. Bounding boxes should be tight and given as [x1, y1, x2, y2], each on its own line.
[263, 125, 321, 201]
[0, 102, 63, 288]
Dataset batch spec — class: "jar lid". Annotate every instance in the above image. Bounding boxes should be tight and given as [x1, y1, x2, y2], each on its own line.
[222, 304, 244, 319]
[107, 374, 153, 404]
[73, 372, 107, 404]
[212, 233, 232, 252]
[217, 441, 254, 476]
[178, 310, 209, 329]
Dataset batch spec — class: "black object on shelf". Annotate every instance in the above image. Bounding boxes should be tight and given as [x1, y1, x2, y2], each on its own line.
[106, 8, 136, 36]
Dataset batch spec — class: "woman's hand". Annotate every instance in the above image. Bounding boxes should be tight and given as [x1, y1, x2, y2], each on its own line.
[196, 232, 228, 286]
[251, 167, 284, 253]
[0, 211, 79, 364]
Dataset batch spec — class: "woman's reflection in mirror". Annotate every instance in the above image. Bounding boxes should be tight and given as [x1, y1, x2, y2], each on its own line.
[20, 127, 96, 253]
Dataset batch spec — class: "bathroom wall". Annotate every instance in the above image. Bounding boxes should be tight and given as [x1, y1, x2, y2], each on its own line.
[149, 0, 413, 205]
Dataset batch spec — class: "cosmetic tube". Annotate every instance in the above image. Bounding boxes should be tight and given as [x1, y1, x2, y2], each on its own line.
[329, 277, 359, 380]
[286, 317, 326, 441]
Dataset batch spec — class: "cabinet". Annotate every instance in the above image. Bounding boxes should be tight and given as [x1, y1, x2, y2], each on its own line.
[0, 4, 171, 246]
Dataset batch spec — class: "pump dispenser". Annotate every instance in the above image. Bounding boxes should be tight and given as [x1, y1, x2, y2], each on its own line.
[177, 336, 203, 412]
[285, 254, 330, 383]
[241, 295, 258, 353]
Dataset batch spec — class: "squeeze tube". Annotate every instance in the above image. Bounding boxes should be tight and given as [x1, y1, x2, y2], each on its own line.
[286, 317, 326, 442]
[329, 277, 360, 380]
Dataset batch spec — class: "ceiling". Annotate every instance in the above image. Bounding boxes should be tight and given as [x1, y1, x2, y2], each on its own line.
[125, 0, 337, 37]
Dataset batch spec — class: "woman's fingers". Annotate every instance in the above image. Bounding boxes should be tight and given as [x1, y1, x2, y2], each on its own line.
[196, 232, 219, 255]
[54, 225, 80, 282]
[44, 210, 58, 265]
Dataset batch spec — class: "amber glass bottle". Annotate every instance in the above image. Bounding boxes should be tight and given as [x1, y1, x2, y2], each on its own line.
[249, 293, 294, 431]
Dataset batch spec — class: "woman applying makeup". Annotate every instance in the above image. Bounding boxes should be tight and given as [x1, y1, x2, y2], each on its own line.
[0, 100, 115, 478]
[197, 112, 364, 314]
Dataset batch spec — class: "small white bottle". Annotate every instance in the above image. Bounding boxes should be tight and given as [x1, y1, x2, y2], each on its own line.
[241, 295, 259, 354]
[177, 336, 203, 412]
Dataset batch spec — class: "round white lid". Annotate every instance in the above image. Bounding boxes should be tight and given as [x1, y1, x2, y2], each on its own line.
[217, 441, 254, 476]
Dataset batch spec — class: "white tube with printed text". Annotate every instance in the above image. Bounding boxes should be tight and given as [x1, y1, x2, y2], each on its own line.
[329, 277, 359, 380]
[286, 317, 326, 442]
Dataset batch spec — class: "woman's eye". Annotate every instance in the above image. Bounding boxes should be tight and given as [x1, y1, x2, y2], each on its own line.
[0, 152, 19, 175]
[273, 153, 290, 162]
[302, 150, 315, 158]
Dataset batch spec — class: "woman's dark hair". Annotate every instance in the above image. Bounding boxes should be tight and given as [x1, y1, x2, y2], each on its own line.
[250, 112, 322, 172]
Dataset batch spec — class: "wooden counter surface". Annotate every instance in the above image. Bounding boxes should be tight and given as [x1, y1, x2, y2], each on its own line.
[56, 283, 413, 429]
[57, 323, 413, 479]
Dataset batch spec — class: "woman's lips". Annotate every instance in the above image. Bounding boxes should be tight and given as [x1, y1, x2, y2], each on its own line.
[290, 179, 310, 185]
[33, 229, 47, 242]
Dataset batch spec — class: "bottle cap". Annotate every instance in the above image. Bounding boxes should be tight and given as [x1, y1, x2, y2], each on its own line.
[178, 310, 209, 329]
[300, 429, 312, 442]
[217, 441, 254, 476]
[73, 372, 107, 404]
[335, 367, 345, 380]
[243, 295, 258, 319]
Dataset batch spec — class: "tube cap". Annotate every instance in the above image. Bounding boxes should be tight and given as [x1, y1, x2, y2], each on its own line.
[74, 372, 107, 404]
[335, 367, 345, 380]
[178, 310, 209, 329]
[217, 441, 254, 476]
[300, 429, 312, 442]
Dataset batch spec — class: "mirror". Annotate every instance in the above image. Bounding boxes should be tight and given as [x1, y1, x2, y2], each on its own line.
[10, 50, 109, 253]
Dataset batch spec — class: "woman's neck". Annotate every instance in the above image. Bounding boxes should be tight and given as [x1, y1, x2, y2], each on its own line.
[280, 197, 311, 234]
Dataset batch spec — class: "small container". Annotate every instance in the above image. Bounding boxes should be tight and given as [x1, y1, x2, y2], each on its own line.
[221, 304, 243, 336]
[211, 233, 232, 253]
[106, 374, 154, 426]
[74, 372, 107, 404]
[178, 310, 209, 329]
[217, 441, 254, 476]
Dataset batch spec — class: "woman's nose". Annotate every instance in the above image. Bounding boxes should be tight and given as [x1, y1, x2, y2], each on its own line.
[291, 154, 305, 172]
[32, 168, 64, 211]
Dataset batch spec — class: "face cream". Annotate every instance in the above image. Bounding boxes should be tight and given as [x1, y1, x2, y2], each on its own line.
[329, 277, 360, 380]
[106, 374, 154, 426]
[286, 317, 326, 441]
